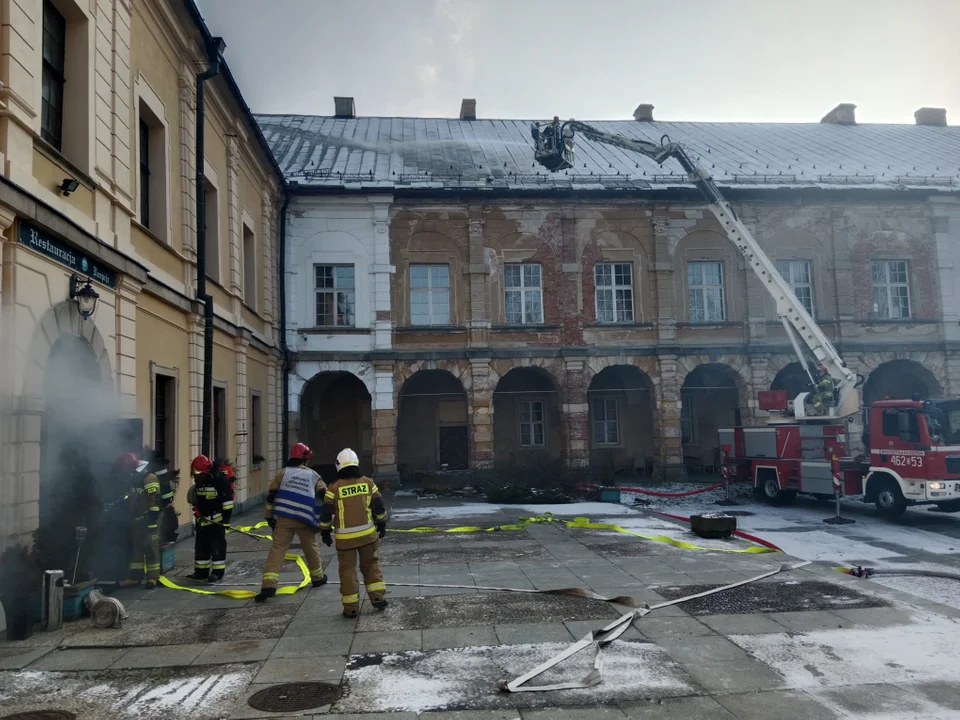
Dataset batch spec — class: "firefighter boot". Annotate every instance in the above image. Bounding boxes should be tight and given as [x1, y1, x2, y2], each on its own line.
[372, 597, 389, 610]
[312, 574, 328, 588]
[119, 578, 141, 588]
[254, 588, 276, 603]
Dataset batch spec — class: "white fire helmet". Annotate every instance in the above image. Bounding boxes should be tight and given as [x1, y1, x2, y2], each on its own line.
[335, 448, 360, 472]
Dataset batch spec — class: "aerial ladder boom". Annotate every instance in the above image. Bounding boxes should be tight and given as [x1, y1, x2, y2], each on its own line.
[531, 118, 860, 420]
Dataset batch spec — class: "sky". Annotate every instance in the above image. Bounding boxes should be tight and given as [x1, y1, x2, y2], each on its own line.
[195, 0, 960, 125]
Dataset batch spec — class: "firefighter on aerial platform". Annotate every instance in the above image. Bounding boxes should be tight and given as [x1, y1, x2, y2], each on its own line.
[809, 363, 837, 415]
[320, 448, 388, 618]
[186, 455, 233, 581]
[254, 443, 328, 603]
[116, 452, 162, 588]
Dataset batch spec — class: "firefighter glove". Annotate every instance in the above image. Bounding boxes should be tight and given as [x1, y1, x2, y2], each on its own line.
[376, 522, 386, 539]
[321, 529, 333, 547]
[267, 517, 277, 530]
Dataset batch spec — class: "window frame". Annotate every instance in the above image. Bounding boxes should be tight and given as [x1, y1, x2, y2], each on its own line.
[592, 395, 620, 446]
[314, 263, 357, 327]
[680, 394, 695, 444]
[687, 260, 726, 323]
[212, 382, 227, 462]
[410, 263, 451, 326]
[504, 262, 544, 325]
[776, 259, 815, 317]
[203, 170, 221, 283]
[594, 262, 635, 324]
[150, 363, 178, 466]
[139, 118, 150, 228]
[517, 398, 546, 448]
[242, 216, 257, 310]
[250, 391, 262, 466]
[871, 259, 911, 320]
[41, 0, 66, 151]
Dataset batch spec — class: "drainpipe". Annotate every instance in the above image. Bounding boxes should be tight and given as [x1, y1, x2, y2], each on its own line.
[279, 191, 291, 452]
[195, 36, 225, 458]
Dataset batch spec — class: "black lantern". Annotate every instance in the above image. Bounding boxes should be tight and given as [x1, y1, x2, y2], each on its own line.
[69, 275, 99, 320]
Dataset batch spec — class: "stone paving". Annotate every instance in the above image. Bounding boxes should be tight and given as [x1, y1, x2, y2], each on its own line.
[2, 497, 960, 718]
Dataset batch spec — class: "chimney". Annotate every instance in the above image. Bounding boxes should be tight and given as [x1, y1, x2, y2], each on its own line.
[334, 97, 356, 119]
[633, 104, 654, 122]
[821, 103, 857, 125]
[914, 107, 947, 127]
[460, 98, 477, 121]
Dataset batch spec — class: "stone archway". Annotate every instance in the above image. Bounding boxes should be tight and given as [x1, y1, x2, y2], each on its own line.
[587, 365, 655, 475]
[680, 364, 741, 474]
[863, 359, 942, 405]
[493, 366, 562, 465]
[300, 371, 373, 481]
[771, 362, 814, 402]
[397, 370, 469, 475]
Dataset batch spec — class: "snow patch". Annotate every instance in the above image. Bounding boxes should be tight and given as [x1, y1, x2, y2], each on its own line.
[390, 501, 638, 523]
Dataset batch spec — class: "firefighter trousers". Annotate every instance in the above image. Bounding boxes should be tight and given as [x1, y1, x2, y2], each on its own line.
[261, 516, 325, 589]
[128, 516, 160, 581]
[338, 539, 385, 612]
[194, 522, 227, 579]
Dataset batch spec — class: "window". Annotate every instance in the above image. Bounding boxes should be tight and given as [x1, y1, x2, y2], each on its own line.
[410, 264, 450, 325]
[871, 260, 910, 319]
[518, 400, 545, 447]
[213, 386, 227, 461]
[882, 409, 920, 442]
[204, 177, 220, 283]
[250, 392, 262, 464]
[41, 1, 66, 150]
[504, 263, 543, 325]
[595, 262, 634, 323]
[153, 374, 175, 462]
[687, 261, 725, 322]
[593, 397, 620, 445]
[139, 119, 150, 227]
[680, 396, 695, 444]
[776, 260, 814, 316]
[315, 265, 356, 326]
[243, 222, 257, 309]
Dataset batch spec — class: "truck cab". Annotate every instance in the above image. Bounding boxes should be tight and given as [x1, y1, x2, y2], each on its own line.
[860, 399, 960, 516]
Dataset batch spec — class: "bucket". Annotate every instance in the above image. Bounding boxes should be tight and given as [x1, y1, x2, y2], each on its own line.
[597, 487, 622, 504]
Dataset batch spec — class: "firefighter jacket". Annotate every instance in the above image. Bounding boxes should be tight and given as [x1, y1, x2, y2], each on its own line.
[320, 476, 387, 550]
[191, 471, 233, 527]
[126, 469, 161, 518]
[265, 466, 326, 528]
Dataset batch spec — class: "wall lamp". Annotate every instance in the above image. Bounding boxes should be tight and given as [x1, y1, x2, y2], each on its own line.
[69, 274, 99, 320]
[59, 177, 80, 196]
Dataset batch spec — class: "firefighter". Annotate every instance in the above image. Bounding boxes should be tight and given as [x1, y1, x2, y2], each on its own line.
[186, 455, 233, 581]
[117, 452, 162, 589]
[320, 448, 388, 618]
[810, 364, 836, 415]
[254, 443, 328, 603]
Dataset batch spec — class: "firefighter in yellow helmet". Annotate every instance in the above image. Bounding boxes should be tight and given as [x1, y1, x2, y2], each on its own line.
[320, 448, 388, 617]
[254, 443, 328, 603]
[116, 452, 162, 589]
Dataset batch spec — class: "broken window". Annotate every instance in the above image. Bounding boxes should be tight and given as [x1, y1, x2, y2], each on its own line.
[518, 399, 545, 447]
[871, 260, 910, 319]
[592, 396, 619, 445]
[680, 395, 695, 444]
[776, 259, 814, 317]
[315, 264, 356, 326]
[595, 262, 634, 323]
[410, 264, 450, 325]
[687, 261, 725, 323]
[504, 263, 543, 325]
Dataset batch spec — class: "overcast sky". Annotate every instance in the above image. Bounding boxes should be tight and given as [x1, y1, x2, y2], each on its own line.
[195, 0, 960, 124]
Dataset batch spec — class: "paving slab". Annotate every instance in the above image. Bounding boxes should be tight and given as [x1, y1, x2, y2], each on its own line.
[351, 629, 423, 654]
[898, 681, 960, 711]
[619, 695, 737, 719]
[830, 606, 914, 627]
[655, 635, 751, 664]
[494, 623, 574, 645]
[563, 619, 644, 640]
[253, 655, 347, 684]
[677, 657, 786, 693]
[421, 711, 523, 719]
[764, 610, 855, 632]
[521, 707, 626, 718]
[272, 632, 354, 658]
[423, 625, 499, 650]
[633, 615, 716, 638]
[698, 612, 787, 635]
[31, 647, 130, 670]
[193, 639, 278, 665]
[325, 714, 417, 720]
[111, 642, 205, 668]
[818, 682, 941, 717]
[715, 689, 839, 719]
[0, 646, 55, 670]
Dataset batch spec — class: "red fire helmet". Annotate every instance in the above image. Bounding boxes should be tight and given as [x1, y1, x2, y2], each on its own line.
[191, 455, 213, 474]
[289, 443, 312, 461]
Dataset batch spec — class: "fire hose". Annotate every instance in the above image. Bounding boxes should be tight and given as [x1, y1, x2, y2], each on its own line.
[580, 481, 727, 497]
[837, 565, 960, 582]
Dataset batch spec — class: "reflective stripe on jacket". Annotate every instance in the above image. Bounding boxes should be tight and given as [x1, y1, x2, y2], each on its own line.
[320, 477, 386, 550]
[271, 466, 325, 528]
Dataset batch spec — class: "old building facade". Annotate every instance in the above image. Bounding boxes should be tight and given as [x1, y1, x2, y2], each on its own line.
[260, 103, 960, 483]
[0, 0, 284, 547]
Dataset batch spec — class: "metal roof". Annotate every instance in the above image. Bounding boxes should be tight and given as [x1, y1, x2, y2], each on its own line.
[255, 115, 960, 194]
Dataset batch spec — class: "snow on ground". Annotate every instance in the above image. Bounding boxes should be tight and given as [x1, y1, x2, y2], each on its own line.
[338, 640, 693, 713]
[731, 611, 960, 690]
[389, 501, 638, 524]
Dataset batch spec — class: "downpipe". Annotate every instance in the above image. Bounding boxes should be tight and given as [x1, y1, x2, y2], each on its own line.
[279, 192, 290, 451]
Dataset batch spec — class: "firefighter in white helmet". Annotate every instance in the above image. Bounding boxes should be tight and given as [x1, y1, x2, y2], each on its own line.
[319, 448, 388, 617]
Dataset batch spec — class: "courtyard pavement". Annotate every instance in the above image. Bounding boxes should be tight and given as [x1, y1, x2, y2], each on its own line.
[3, 493, 960, 719]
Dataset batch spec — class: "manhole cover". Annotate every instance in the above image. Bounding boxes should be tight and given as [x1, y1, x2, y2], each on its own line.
[3, 712, 77, 720]
[247, 682, 342, 712]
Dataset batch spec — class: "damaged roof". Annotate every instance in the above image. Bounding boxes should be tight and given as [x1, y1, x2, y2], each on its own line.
[255, 115, 960, 194]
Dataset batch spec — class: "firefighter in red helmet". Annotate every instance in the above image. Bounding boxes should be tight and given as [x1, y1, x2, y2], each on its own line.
[117, 452, 162, 589]
[255, 442, 327, 602]
[187, 454, 233, 581]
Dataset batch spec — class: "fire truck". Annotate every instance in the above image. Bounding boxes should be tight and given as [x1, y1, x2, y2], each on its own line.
[532, 118, 960, 519]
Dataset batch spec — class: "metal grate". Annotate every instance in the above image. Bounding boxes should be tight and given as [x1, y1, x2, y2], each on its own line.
[247, 682, 343, 712]
[2, 712, 78, 720]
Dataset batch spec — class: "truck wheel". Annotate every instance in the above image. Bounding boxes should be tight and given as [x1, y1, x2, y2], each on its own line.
[757, 473, 796, 506]
[874, 479, 908, 518]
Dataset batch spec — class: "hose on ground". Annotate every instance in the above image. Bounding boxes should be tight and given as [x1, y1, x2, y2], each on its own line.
[840, 565, 960, 582]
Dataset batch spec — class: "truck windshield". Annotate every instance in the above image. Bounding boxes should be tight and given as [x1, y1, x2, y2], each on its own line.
[924, 401, 960, 444]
